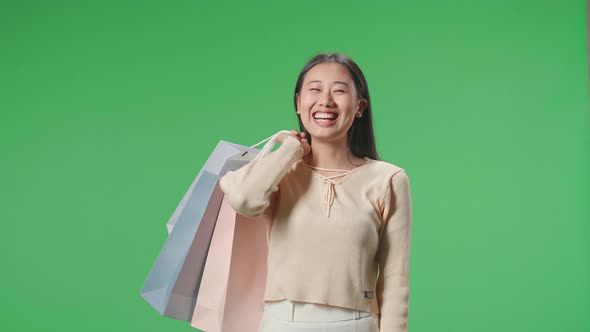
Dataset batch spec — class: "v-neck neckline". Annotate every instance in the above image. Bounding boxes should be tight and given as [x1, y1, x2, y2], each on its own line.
[300, 157, 374, 185]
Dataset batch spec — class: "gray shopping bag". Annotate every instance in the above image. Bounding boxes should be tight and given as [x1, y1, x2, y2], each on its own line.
[140, 140, 261, 321]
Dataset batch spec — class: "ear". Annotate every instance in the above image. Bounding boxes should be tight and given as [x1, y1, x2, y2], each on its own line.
[356, 98, 368, 117]
[296, 93, 300, 114]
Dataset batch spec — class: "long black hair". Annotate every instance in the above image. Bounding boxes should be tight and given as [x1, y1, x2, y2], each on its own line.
[293, 52, 380, 161]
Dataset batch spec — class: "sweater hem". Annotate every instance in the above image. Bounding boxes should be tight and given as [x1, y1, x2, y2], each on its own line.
[263, 294, 379, 315]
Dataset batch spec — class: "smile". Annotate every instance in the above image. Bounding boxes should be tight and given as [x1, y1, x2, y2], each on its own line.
[312, 111, 339, 126]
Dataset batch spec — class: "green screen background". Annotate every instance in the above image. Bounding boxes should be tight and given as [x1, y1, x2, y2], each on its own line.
[1, 1, 588, 331]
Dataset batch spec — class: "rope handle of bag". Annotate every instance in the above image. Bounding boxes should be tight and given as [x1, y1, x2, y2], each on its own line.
[248, 130, 294, 161]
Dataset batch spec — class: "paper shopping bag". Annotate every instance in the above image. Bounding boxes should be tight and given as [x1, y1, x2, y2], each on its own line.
[141, 141, 260, 321]
[190, 195, 268, 332]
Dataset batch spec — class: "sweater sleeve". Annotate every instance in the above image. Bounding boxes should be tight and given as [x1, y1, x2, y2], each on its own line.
[218, 134, 304, 218]
[376, 169, 413, 332]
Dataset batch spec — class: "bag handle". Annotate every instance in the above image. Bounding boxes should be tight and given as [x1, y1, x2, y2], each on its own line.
[249, 130, 294, 161]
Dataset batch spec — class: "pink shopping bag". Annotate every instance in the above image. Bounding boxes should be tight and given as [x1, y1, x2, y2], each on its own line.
[190, 195, 268, 332]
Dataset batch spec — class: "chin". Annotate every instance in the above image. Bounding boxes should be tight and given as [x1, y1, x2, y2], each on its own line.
[307, 128, 347, 142]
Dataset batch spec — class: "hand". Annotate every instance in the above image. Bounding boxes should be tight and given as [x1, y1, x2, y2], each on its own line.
[276, 130, 312, 157]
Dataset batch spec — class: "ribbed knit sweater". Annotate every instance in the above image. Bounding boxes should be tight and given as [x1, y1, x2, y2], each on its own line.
[219, 135, 413, 331]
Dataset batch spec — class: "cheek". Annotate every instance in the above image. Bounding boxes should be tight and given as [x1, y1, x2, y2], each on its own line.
[337, 95, 355, 106]
[299, 103, 316, 114]
[300, 95, 316, 106]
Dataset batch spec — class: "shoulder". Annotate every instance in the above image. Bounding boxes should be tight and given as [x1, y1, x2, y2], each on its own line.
[365, 159, 410, 197]
[367, 159, 408, 180]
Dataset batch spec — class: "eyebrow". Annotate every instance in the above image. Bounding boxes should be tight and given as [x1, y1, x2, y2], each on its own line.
[305, 80, 349, 87]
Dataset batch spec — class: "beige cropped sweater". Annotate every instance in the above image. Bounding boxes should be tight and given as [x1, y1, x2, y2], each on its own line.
[219, 135, 413, 331]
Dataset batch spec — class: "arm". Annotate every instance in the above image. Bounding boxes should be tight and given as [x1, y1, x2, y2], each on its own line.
[376, 170, 413, 331]
[219, 134, 304, 218]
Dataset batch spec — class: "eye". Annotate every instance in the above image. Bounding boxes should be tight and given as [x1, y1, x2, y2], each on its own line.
[334, 89, 346, 93]
[310, 88, 321, 91]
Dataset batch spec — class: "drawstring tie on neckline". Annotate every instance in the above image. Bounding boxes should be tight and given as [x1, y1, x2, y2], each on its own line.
[302, 163, 367, 218]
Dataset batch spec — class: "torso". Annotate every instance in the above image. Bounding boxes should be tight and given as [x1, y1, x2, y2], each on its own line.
[263, 158, 405, 313]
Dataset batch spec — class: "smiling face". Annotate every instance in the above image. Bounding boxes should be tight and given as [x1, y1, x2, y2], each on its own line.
[296, 62, 367, 143]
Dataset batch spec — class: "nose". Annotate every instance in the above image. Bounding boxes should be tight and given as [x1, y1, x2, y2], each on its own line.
[318, 90, 335, 107]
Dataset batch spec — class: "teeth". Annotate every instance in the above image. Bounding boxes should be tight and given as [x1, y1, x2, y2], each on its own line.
[314, 112, 337, 119]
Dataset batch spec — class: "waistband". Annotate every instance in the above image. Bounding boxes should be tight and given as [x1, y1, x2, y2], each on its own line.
[263, 300, 374, 323]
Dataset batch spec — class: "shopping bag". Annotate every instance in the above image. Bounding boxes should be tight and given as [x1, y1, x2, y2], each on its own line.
[140, 141, 261, 321]
[190, 196, 268, 332]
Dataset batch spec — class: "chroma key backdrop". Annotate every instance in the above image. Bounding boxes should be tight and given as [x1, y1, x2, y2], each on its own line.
[1, 1, 588, 332]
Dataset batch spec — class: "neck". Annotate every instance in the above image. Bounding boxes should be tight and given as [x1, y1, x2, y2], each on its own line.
[305, 137, 365, 170]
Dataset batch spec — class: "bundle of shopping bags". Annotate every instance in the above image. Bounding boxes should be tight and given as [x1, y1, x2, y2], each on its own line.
[140, 130, 291, 332]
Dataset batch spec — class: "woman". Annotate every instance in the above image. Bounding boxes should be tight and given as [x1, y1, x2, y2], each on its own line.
[219, 53, 413, 332]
